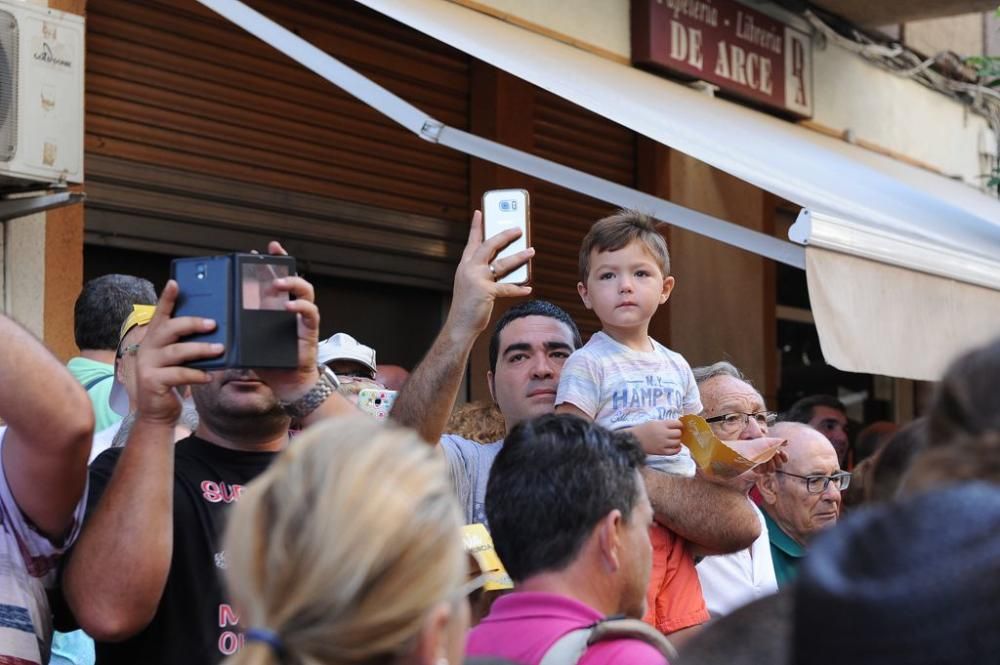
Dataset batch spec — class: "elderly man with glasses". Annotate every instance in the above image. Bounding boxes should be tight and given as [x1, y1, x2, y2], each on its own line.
[757, 420, 849, 587]
[692, 362, 783, 617]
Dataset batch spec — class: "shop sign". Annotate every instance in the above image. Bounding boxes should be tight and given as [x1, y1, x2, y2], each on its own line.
[632, 0, 813, 118]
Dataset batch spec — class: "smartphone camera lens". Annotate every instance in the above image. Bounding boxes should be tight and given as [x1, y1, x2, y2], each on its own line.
[499, 200, 511, 212]
[196, 263, 207, 280]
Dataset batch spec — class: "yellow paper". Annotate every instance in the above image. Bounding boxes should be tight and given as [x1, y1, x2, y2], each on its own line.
[461, 523, 513, 591]
[680, 415, 786, 480]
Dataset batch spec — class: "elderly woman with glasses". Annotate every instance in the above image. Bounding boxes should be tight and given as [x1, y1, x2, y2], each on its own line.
[756, 421, 849, 587]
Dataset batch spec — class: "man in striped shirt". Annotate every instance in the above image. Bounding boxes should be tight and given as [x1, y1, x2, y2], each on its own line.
[0, 314, 93, 664]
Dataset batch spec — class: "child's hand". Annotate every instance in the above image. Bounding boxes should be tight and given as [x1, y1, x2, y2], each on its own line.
[631, 419, 684, 457]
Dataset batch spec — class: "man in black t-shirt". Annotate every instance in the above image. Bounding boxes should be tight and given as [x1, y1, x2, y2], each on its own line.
[61, 247, 357, 665]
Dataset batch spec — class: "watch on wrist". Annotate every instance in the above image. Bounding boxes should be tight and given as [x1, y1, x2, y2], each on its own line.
[280, 365, 340, 419]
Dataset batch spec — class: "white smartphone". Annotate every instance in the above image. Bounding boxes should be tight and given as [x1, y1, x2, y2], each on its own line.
[482, 189, 531, 285]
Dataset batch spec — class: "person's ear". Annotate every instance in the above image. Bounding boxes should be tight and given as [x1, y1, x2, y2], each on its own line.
[660, 275, 675, 304]
[413, 601, 451, 665]
[595, 509, 624, 572]
[756, 473, 779, 505]
[487, 370, 496, 403]
[577, 281, 592, 309]
[115, 359, 127, 384]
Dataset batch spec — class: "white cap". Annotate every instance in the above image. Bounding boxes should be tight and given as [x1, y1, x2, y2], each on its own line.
[317, 333, 377, 376]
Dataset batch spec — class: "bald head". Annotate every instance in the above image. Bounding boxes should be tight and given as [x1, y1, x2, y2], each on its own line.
[770, 422, 838, 470]
[759, 421, 844, 545]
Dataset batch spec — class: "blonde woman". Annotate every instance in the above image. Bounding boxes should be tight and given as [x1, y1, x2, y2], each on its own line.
[222, 417, 471, 665]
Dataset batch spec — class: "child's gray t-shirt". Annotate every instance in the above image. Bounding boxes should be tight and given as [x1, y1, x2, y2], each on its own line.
[555, 331, 702, 476]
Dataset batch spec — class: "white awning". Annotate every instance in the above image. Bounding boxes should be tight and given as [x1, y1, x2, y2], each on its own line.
[355, 0, 1000, 381]
[198, 0, 1000, 381]
[196, 0, 804, 271]
[804, 248, 1000, 380]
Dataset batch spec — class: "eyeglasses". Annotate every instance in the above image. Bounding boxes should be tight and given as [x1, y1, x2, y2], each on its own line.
[775, 470, 851, 494]
[704, 411, 777, 431]
[116, 343, 141, 359]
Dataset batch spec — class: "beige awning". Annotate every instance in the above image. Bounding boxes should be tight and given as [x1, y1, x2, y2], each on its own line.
[198, 0, 1000, 380]
[805, 249, 1000, 379]
[356, 0, 1000, 380]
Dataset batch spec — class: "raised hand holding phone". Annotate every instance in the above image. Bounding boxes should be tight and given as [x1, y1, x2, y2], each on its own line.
[171, 253, 297, 369]
[482, 189, 531, 285]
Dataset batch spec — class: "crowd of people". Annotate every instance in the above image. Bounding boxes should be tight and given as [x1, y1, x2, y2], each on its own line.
[0, 209, 997, 665]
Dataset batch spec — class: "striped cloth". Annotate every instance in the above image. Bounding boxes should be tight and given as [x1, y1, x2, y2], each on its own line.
[0, 433, 86, 664]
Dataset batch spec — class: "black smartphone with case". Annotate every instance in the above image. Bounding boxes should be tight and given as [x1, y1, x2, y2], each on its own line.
[171, 256, 230, 369]
[171, 253, 298, 370]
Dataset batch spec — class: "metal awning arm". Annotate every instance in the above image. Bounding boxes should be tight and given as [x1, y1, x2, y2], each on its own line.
[196, 0, 805, 269]
[0, 191, 86, 220]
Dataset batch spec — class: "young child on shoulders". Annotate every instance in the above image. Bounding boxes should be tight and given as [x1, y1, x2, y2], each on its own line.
[555, 209, 708, 638]
[556, 209, 701, 472]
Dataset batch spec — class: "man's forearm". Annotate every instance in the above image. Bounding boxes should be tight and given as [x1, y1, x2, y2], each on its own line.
[0, 316, 92, 538]
[65, 420, 175, 641]
[391, 319, 478, 444]
[641, 468, 760, 556]
[0, 318, 93, 446]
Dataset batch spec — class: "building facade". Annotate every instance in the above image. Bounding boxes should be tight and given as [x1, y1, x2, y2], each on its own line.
[4, 0, 999, 423]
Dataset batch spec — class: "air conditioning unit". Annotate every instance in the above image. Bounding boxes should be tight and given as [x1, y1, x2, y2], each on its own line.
[0, 1, 84, 188]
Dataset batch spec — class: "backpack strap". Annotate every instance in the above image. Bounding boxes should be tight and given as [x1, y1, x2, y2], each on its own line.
[589, 618, 677, 660]
[538, 627, 592, 665]
[82, 374, 113, 391]
[538, 617, 677, 665]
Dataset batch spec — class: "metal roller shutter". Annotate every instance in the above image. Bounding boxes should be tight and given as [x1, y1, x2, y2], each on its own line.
[530, 91, 637, 338]
[84, 0, 471, 289]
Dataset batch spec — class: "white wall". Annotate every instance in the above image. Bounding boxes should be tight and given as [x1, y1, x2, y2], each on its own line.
[466, 0, 994, 189]
[988, 11, 1000, 56]
[0, 0, 56, 334]
[904, 12, 984, 57]
[1, 215, 46, 338]
[0, 1, 69, 339]
[811, 42, 992, 186]
[475, 0, 631, 57]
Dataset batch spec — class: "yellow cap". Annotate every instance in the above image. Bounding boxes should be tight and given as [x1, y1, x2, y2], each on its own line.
[119, 304, 156, 342]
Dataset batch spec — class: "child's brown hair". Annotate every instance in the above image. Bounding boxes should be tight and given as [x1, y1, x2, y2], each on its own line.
[578, 209, 670, 283]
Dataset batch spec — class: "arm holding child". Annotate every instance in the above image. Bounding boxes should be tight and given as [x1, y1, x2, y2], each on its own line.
[644, 362, 760, 556]
[642, 469, 760, 557]
[558, 395, 758, 555]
